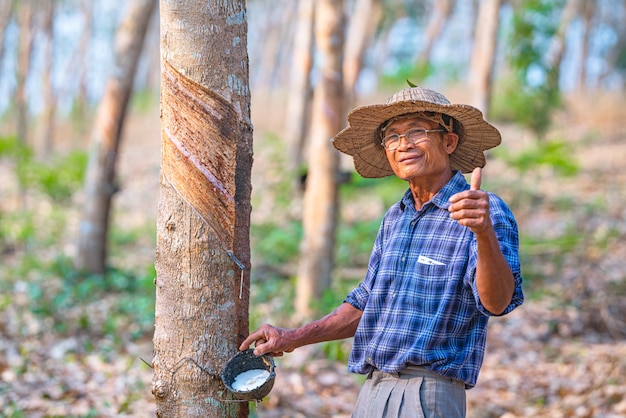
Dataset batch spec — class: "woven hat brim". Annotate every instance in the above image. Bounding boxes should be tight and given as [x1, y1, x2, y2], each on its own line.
[332, 100, 502, 178]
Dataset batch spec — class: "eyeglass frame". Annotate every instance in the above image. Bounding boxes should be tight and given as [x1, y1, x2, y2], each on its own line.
[381, 127, 446, 151]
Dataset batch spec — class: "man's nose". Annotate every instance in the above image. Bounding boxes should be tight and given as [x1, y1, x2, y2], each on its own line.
[396, 134, 414, 150]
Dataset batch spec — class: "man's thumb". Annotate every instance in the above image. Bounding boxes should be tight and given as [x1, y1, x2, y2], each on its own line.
[470, 167, 482, 191]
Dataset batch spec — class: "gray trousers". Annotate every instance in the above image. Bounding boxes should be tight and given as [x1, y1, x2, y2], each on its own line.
[352, 366, 466, 418]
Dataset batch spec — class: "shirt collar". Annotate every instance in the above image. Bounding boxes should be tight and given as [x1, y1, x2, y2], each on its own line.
[399, 171, 468, 212]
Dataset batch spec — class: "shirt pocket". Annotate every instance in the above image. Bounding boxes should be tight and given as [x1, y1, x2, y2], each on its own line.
[414, 257, 448, 279]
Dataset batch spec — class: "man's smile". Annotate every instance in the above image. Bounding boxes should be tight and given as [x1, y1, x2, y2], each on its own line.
[397, 153, 424, 164]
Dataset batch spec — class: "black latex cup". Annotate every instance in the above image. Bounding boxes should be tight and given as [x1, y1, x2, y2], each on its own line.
[221, 349, 276, 401]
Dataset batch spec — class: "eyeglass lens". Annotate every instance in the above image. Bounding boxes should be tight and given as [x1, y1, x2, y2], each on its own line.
[383, 128, 431, 150]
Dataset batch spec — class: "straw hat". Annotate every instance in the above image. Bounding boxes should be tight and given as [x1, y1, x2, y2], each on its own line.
[332, 86, 502, 178]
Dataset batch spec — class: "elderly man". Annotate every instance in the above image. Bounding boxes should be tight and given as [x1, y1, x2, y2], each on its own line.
[240, 86, 524, 417]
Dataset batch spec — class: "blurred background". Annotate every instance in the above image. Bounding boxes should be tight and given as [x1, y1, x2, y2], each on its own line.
[0, 0, 625, 416]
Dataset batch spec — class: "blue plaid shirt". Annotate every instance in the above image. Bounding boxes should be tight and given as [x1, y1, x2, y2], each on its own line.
[345, 171, 524, 388]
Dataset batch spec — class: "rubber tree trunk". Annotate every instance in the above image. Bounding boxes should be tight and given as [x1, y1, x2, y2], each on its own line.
[41, 0, 56, 157]
[75, 0, 157, 274]
[151, 1, 253, 416]
[16, 0, 34, 145]
[0, 1, 12, 73]
[417, 0, 453, 64]
[343, 0, 382, 110]
[284, 0, 314, 185]
[577, 0, 593, 91]
[468, 0, 501, 113]
[295, 0, 345, 318]
[72, 0, 93, 133]
[545, 0, 580, 90]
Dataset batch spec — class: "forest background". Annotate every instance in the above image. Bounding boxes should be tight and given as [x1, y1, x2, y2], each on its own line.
[0, 0, 625, 417]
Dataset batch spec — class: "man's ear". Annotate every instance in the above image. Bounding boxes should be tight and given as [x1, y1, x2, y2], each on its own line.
[443, 132, 459, 155]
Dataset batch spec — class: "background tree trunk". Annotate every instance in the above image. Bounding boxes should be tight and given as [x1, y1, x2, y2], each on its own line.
[252, 1, 293, 89]
[418, 0, 453, 64]
[75, 0, 157, 274]
[16, 0, 34, 145]
[40, 0, 56, 157]
[546, 0, 580, 90]
[152, 0, 253, 416]
[284, 0, 314, 187]
[468, 0, 501, 113]
[72, 0, 93, 134]
[577, 0, 593, 91]
[0, 0, 12, 66]
[295, 0, 345, 318]
[343, 0, 382, 109]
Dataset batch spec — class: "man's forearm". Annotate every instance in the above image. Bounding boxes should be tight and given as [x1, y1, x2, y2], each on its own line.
[290, 302, 362, 348]
[475, 227, 515, 315]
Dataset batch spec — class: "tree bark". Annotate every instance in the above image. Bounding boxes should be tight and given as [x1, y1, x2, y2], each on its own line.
[73, 0, 93, 133]
[75, 0, 157, 274]
[251, 0, 292, 88]
[16, 0, 35, 145]
[0, 0, 12, 66]
[152, 1, 253, 416]
[418, 0, 453, 64]
[284, 0, 314, 183]
[577, 0, 593, 91]
[468, 0, 501, 113]
[41, 0, 56, 157]
[295, 0, 344, 318]
[343, 0, 382, 109]
[546, 0, 580, 89]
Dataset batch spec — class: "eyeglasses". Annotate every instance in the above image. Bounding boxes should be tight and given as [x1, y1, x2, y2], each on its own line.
[381, 128, 445, 151]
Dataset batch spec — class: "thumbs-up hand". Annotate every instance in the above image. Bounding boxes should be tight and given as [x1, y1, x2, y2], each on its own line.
[470, 166, 482, 191]
[448, 167, 491, 235]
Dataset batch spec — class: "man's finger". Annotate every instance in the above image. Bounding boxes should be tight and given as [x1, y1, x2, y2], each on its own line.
[239, 329, 265, 351]
[470, 167, 482, 191]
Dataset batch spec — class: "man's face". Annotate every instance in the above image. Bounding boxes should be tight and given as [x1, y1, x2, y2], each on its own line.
[383, 116, 458, 182]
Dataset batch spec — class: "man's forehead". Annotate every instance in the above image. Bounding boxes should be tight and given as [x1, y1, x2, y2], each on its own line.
[382, 113, 440, 132]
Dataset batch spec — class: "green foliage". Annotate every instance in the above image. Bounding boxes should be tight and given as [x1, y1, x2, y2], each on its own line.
[497, 0, 565, 136]
[130, 88, 159, 113]
[336, 219, 379, 267]
[336, 174, 404, 265]
[320, 340, 352, 363]
[380, 61, 434, 90]
[0, 135, 88, 203]
[519, 232, 581, 284]
[615, 43, 626, 73]
[22, 256, 156, 340]
[315, 282, 353, 314]
[251, 220, 302, 265]
[389, 63, 464, 90]
[28, 151, 88, 202]
[0, 201, 74, 253]
[493, 138, 580, 176]
[0, 210, 34, 250]
[108, 221, 157, 267]
[0, 135, 31, 160]
[248, 276, 296, 332]
[0, 198, 77, 254]
[491, 75, 561, 138]
[67, 96, 93, 130]
[0, 400, 28, 418]
[111, 224, 147, 247]
[341, 174, 407, 208]
[509, 0, 562, 71]
[254, 132, 297, 209]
